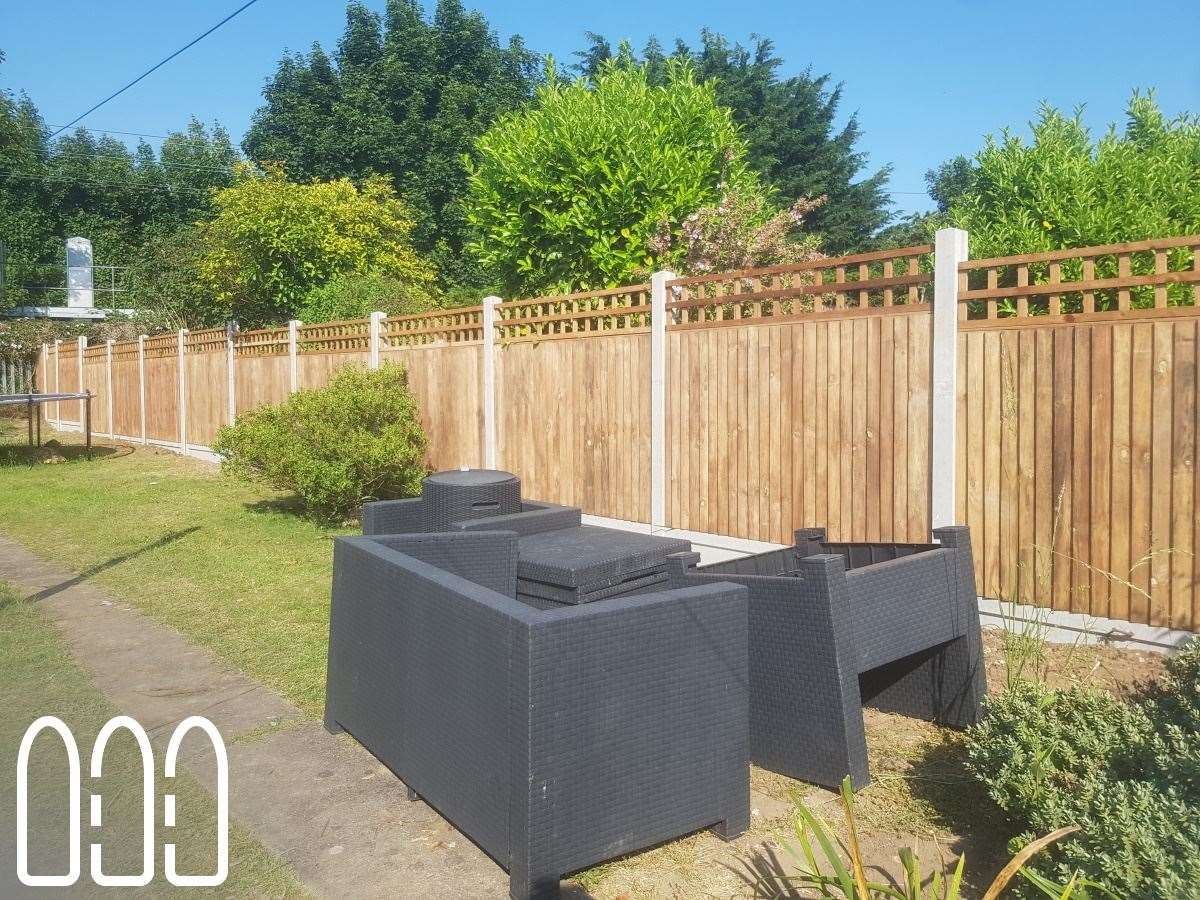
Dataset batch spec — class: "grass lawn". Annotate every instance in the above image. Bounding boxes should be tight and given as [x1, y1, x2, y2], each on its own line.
[0, 580, 305, 896]
[0, 419, 348, 717]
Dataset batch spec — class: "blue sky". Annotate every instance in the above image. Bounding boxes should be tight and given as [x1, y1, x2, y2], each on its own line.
[3, 0, 1198, 217]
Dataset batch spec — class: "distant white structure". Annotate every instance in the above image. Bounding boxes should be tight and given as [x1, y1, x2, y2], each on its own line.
[3, 236, 133, 320]
[66, 236, 95, 310]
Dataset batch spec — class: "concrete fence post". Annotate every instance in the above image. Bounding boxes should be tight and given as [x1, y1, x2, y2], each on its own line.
[226, 331, 237, 425]
[177, 329, 188, 452]
[931, 227, 969, 530]
[105, 339, 114, 437]
[53, 339, 61, 422]
[650, 270, 676, 528]
[288, 319, 301, 392]
[368, 311, 386, 369]
[481, 296, 501, 469]
[137, 335, 147, 444]
[77, 336, 86, 426]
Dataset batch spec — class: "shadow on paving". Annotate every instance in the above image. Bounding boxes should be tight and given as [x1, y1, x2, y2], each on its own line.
[24, 526, 201, 604]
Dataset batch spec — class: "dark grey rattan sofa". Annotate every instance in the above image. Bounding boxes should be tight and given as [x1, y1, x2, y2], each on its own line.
[325, 530, 750, 900]
[665, 525, 985, 790]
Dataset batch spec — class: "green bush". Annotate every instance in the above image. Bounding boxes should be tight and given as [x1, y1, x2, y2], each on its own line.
[966, 641, 1200, 897]
[213, 364, 427, 521]
[465, 59, 762, 295]
[298, 273, 442, 324]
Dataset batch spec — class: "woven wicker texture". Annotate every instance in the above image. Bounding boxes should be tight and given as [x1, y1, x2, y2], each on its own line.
[325, 532, 750, 899]
[422, 469, 522, 528]
[675, 525, 986, 789]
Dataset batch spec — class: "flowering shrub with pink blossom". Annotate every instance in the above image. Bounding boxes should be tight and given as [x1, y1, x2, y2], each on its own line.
[647, 188, 827, 277]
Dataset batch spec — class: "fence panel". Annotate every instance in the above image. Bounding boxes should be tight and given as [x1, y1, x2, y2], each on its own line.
[958, 235, 1199, 630]
[664, 245, 935, 543]
[665, 311, 931, 543]
[383, 344, 484, 471]
[233, 327, 290, 418]
[496, 332, 650, 522]
[297, 350, 368, 391]
[143, 335, 179, 443]
[82, 345, 107, 434]
[111, 343, 140, 438]
[55, 344, 80, 425]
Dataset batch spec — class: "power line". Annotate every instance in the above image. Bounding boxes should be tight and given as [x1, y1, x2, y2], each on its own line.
[37, 151, 239, 176]
[0, 167, 215, 195]
[49, 0, 265, 138]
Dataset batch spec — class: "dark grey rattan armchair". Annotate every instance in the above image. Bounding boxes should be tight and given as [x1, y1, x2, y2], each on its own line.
[666, 525, 985, 790]
[325, 531, 750, 900]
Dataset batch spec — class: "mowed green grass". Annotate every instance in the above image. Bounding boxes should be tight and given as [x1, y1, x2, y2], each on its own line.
[0, 420, 350, 717]
[0, 581, 306, 896]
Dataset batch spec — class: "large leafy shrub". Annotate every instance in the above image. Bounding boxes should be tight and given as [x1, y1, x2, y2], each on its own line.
[213, 364, 427, 521]
[948, 92, 1200, 260]
[966, 640, 1200, 897]
[196, 167, 436, 327]
[466, 60, 762, 295]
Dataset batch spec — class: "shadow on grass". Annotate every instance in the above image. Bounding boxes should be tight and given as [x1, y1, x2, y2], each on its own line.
[0, 441, 129, 467]
[242, 496, 359, 531]
[24, 526, 202, 604]
[242, 496, 311, 518]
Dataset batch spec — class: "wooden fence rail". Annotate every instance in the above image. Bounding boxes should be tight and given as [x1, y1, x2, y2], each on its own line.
[36, 233, 1200, 632]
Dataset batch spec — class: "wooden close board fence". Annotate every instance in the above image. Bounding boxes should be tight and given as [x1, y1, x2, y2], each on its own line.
[36, 234, 1200, 631]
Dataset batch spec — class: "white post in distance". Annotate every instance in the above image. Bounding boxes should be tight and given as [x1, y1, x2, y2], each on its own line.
[287, 319, 301, 392]
[226, 329, 237, 425]
[53, 339, 61, 423]
[368, 311, 386, 369]
[650, 270, 675, 529]
[137, 336, 147, 444]
[177, 329, 188, 452]
[481, 296, 501, 470]
[76, 336, 86, 426]
[105, 340, 114, 437]
[931, 227, 969, 530]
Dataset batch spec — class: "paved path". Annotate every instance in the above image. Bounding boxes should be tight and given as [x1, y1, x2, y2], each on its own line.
[0, 534, 549, 899]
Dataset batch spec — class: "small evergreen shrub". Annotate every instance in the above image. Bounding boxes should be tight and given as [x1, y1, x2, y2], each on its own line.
[966, 640, 1200, 897]
[213, 364, 427, 521]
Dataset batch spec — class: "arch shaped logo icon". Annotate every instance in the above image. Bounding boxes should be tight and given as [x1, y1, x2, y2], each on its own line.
[15, 714, 229, 888]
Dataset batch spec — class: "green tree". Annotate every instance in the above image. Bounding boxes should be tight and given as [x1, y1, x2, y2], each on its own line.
[573, 31, 892, 253]
[195, 168, 434, 327]
[948, 92, 1200, 259]
[242, 0, 538, 290]
[466, 60, 764, 294]
[2, 48, 238, 309]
